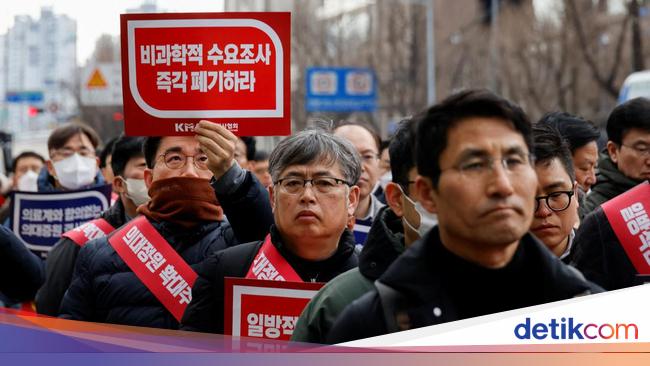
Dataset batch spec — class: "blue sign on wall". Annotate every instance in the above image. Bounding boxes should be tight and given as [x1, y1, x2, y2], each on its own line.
[10, 185, 112, 258]
[306, 67, 377, 112]
[5, 91, 44, 103]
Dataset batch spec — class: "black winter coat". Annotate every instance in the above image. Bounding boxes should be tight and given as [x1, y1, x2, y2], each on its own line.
[180, 225, 359, 334]
[327, 226, 603, 344]
[0, 225, 45, 301]
[571, 207, 647, 290]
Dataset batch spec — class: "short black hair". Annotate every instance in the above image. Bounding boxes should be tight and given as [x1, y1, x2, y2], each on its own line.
[606, 97, 650, 145]
[253, 149, 269, 162]
[99, 137, 119, 169]
[416, 89, 533, 188]
[47, 122, 101, 153]
[389, 119, 416, 192]
[143, 137, 163, 169]
[11, 151, 45, 174]
[240, 137, 257, 161]
[538, 112, 600, 153]
[111, 135, 145, 177]
[532, 124, 575, 181]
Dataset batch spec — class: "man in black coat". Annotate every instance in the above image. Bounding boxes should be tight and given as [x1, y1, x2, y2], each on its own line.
[327, 90, 602, 344]
[572, 98, 650, 290]
[58, 121, 273, 329]
[0, 226, 44, 304]
[181, 129, 362, 334]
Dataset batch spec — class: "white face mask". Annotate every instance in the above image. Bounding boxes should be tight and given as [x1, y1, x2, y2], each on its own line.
[399, 186, 438, 238]
[17, 169, 39, 192]
[124, 178, 150, 206]
[53, 153, 97, 190]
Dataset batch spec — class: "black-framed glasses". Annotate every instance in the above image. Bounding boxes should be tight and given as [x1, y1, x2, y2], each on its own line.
[534, 190, 575, 212]
[274, 177, 350, 195]
[157, 151, 210, 170]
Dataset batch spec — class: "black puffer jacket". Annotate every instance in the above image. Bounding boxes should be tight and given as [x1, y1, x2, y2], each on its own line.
[58, 218, 235, 329]
[180, 225, 359, 334]
[35, 199, 129, 316]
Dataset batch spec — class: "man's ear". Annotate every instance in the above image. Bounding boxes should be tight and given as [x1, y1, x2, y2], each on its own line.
[113, 176, 126, 194]
[46, 160, 56, 179]
[606, 141, 619, 164]
[347, 185, 360, 216]
[144, 168, 153, 189]
[415, 176, 437, 214]
[384, 182, 405, 217]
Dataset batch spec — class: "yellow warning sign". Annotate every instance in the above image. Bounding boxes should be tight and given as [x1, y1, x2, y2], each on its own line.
[86, 69, 108, 88]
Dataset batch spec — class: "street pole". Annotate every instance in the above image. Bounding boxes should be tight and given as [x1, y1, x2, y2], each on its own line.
[426, 0, 436, 105]
[489, 0, 500, 92]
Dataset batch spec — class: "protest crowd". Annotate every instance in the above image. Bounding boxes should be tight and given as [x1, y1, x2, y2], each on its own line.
[1, 88, 650, 344]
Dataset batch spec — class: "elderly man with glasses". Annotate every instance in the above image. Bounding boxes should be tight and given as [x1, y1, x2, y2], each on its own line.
[529, 124, 581, 263]
[327, 90, 602, 344]
[58, 122, 273, 329]
[181, 129, 361, 334]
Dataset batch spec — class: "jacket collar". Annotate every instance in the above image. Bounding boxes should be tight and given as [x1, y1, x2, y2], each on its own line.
[358, 206, 405, 280]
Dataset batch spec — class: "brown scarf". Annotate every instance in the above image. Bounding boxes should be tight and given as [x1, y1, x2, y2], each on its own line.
[137, 177, 221, 228]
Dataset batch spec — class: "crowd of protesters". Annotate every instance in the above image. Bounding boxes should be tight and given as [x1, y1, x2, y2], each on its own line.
[0, 89, 649, 344]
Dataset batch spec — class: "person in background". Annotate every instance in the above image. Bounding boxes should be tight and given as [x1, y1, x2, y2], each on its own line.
[530, 124, 580, 263]
[40, 122, 104, 192]
[538, 112, 600, 195]
[99, 137, 119, 185]
[250, 150, 272, 188]
[333, 121, 385, 248]
[0, 151, 46, 225]
[35, 136, 148, 315]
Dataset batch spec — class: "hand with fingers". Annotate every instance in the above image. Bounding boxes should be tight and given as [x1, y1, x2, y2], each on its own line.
[195, 120, 238, 180]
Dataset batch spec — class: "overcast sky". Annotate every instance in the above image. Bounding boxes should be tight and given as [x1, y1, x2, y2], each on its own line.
[0, 0, 225, 65]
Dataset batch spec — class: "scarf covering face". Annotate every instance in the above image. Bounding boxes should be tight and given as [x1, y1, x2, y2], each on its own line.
[137, 177, 220, 228]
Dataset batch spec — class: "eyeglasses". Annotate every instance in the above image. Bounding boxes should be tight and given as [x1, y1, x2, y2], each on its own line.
[274, 177, 350, 195]
[620, 144, 650, 157]
[157, 151, 210, 170]
[442, 154, 534, 179]
[534, 190, 575, 212]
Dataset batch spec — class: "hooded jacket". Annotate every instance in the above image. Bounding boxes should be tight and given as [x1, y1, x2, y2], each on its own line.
[326, 226, 603, 344]
[291, 206, 405, 343]
[581, 151, 641, 217]
[180, 225, 359, 334]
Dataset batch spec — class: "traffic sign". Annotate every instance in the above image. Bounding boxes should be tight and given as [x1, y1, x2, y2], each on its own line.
[305, 67, 377, 112]
[5, 91, 44, 103]
[80, 63, 123, 106]
[120, 12, 291, 136]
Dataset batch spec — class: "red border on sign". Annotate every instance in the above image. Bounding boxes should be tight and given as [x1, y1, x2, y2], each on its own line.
[224, 277, 324, 338]
[120, 12, 291, 137]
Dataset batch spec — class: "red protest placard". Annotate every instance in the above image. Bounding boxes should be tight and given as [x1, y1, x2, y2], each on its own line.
[224, 278, 324, 341]
[120, 12, 291, 136]
[602, 181, 650, 275]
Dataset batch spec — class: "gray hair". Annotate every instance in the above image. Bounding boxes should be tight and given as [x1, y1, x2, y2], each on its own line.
[268, 128, 362, 185]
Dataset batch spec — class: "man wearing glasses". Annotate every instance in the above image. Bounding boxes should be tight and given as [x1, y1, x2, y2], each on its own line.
[327, 90, 601, 343]
[572, 98, 650, 290]
[530, 124, 580, 263]
[181, 129, 361, 334]
[41, 123, 104, 192]
[59, 122, 273, 328]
